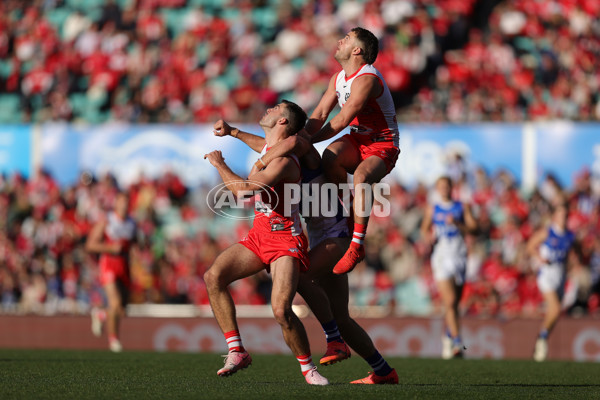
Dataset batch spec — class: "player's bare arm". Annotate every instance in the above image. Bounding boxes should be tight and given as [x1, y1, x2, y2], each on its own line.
[453, 204, 477, 236]
[205, 150, 299, 196]
[463, 204, 477, 233]
[255, 135, 312, 170]
[213, 119, 266, 153]
[311, 75, 381, 144]
[299, 74, 339, 139]
[420, 204, 434, 246]
[527, 228, 549, 264]
[85, 219, 122, 254]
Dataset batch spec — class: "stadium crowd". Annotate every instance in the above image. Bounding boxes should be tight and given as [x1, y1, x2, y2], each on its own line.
[408, 0, 600, 122]
[1, 0, 487, 124]
[2, 1, 599, 123]
[1, 162, 600, 319]
[1, 0, 600, 319]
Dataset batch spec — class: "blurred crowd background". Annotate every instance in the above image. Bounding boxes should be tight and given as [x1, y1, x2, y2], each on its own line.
[2, 163, 600, 319]
[1, 0, 600, 318]
[1, 0, 599, 124]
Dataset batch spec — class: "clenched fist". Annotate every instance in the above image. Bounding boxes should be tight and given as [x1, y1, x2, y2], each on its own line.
[213, 119, 233, 137]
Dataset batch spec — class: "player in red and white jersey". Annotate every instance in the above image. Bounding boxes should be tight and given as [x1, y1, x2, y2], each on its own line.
[333, 64, 399, 146]
[204, 100, 328, 385]
[251, 144, 304, 238]
[218, 123, 399, 385]
[299, 27, 400, 275]
[86, 191, 136, 353]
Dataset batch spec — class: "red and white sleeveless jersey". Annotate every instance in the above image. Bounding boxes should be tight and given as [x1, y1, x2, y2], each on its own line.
[103, 212, 136, 253]
[252, 146, 303, 236]
[335, 64, 399, 146]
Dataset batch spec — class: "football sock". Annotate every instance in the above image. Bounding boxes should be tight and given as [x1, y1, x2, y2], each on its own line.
[350, 223, 367, 249]
[365, 350, 393, 376]
[321, 319, 344, 344]
[225, 330, 245, 353]
[539, 329, 549, 340]
[297, 354, 316, 375]
[446, 329, 462, 346]
[453, 336, 463, 347]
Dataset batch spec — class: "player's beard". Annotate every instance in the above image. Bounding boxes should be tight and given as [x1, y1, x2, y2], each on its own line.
[334, 49, 349, 64]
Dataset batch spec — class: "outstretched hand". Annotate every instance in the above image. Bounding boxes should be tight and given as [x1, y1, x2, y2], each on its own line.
[204, 150, 225, 167]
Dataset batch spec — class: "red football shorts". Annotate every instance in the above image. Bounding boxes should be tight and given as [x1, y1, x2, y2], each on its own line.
[99, 255, 130, 287]
[240, 229, 310, 272]
[344, 133, 400, 174]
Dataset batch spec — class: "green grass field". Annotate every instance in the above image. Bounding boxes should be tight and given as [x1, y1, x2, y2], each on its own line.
[1, 349, 599, 399]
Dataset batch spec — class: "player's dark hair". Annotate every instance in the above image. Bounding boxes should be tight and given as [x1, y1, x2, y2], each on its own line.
[351, 27, 379, 64]
[281, 100, 307, 135]
[437, 175, 453, 187]
[550, 201, 567, 214]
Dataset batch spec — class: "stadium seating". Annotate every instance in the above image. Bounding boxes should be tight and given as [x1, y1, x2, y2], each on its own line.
[0, 0, 488, 123]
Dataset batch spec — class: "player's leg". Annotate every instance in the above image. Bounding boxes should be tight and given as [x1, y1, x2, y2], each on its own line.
[437, 278, 465, 358]
[204, 243, 265, 335]
[334, 156, 388, 274]
[321, 136, 360, 186]
[104, 281, 124, 352]
[297, 238, 351, 366]
[321, 272, 397, 384]
[90, 306, 106, 338]
[541, 290, 562, 333]
[203, 243, 265, 376]
[534, 290, 561, 362]
[270, 256, 328, 385]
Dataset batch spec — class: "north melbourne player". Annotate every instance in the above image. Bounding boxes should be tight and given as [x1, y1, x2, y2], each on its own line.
[420, 176, 477, 359]
[527, 203, 576, 361]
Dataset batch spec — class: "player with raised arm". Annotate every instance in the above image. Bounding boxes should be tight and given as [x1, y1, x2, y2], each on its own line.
[204, 101, 328, 385]
[420, 177, 477, 359]
[86, 191, 136, 353]
[527, 203, 576, 362]
[297, 27, 400, 275]
[214, 120, 398, 384]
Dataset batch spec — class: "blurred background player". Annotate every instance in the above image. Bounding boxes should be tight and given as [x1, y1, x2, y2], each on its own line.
[86, 191, 136, 352]
[527, 203, 576, 362]
[421, 176, 477, 359]
[204, 101, 329, 385]
[217, 120, 397, 384]
[299, 27, 400, 275]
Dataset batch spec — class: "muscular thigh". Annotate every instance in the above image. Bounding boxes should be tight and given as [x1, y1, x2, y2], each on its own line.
[207, 243, 266, 284]
[306, 237, 349, 280]
[353, 155, 388, 184]
[323, 136, 361, 175]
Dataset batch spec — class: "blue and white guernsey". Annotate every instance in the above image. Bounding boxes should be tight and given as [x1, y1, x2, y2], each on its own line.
[431, 200, 467, 284]
[539, 227, 575, 266]
[300, 163, 350, 248]
[432, 201, 465, 243]
[537, 226, 575, 294]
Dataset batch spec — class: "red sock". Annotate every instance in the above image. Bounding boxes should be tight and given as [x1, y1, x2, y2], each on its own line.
[225, 330, 245, 353]
[350, 223, 367, 249]
[108, 334, 118, 342]
[297, 354, 316, 375]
